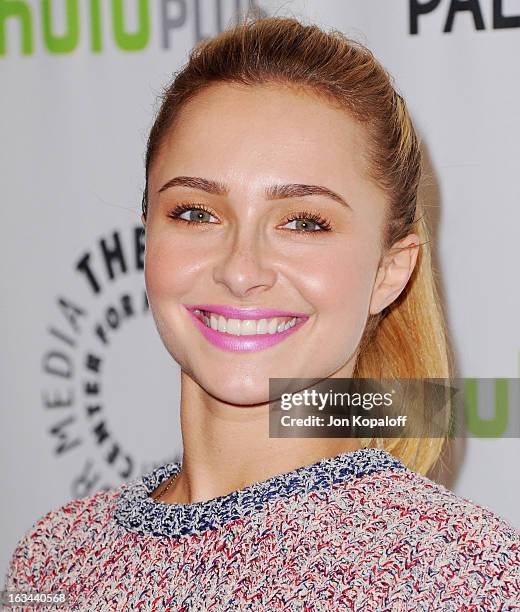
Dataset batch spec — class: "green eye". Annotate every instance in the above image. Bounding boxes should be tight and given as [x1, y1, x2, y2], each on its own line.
[166, 204, 333, 234]
[280, 211, 332, 233]
[283, 218, 321, 232]
[167, 204, 218, 225]
[182, 209, 213, 223]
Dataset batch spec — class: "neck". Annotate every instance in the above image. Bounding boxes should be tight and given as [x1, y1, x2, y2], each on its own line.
[161, 366, 362, 505]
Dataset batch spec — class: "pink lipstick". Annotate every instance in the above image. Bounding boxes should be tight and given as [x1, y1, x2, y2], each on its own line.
[183, 304, 310, 352]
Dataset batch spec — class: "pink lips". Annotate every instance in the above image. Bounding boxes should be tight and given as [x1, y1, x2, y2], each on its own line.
[183, 304, 309, 352]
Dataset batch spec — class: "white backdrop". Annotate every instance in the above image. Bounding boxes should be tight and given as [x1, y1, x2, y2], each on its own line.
[2, 0, 519, 577]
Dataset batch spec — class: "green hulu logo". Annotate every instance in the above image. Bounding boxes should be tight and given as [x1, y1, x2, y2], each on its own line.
[464, 378, 509, 437]
[0, 0, 265, 56]
[1, 0, 149, 54]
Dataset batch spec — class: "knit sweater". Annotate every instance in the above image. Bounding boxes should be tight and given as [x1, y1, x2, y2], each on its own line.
[3, 447, 520, 611]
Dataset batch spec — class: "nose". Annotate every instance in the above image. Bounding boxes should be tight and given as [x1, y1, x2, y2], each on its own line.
[212, 228, 277, 298]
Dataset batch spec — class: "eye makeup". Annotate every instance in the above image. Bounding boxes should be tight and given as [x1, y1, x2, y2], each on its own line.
[166, 202, 334, 234]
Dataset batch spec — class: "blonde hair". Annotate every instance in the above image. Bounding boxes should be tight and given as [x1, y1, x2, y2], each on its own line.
[141, 15, 454, 476]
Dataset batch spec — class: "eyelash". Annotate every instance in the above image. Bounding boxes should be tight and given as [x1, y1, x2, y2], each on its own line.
[166, 203, 333, 234]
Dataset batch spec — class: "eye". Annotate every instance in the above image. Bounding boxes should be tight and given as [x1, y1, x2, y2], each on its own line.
[166, 203, 219, 225]
[280, 210, 332, 233]
[166, 204, 333, 234]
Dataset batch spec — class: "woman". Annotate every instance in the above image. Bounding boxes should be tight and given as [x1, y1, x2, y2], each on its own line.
[4, 15, 519, 610]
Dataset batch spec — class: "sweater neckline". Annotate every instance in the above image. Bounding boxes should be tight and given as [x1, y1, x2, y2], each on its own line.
[114, 447, 406, 538]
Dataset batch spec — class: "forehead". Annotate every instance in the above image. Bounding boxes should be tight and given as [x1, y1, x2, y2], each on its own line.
[151, 82, 376, 200]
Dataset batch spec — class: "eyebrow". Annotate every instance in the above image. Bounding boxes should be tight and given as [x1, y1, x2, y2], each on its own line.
[157, 175, 352, 210]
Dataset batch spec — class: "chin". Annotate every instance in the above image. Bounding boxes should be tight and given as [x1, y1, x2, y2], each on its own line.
[198, 371, 273, 407]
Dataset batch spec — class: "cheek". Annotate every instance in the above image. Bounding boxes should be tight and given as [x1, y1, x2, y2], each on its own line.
[144, 233, 201, 303]
[297, 236, 378, 364]
[299, 239, 376, 316]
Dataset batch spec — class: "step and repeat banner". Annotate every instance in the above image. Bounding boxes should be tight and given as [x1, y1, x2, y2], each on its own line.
[1, 0, 519, 574]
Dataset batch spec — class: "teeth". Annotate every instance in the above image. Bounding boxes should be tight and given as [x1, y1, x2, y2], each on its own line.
[267, 318, 278, 335]
[194, 310, 299, 336]
[240, 320, 257, 336]
[217, 315, 227, 332]
[257, 319, 268, 334]
[226, 319, 241, 335]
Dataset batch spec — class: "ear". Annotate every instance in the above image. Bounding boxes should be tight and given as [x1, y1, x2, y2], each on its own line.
[369, 234, 420, 315]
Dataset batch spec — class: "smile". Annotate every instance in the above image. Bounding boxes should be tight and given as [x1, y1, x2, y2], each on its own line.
[195, 309, 299, 335]
[183, 305, 309, 352]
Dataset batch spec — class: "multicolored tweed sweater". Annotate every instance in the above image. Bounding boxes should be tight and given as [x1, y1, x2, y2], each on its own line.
[4, 447, 520, 611]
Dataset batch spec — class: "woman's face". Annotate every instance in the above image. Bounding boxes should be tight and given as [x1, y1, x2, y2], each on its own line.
[143, 82, 411, 405]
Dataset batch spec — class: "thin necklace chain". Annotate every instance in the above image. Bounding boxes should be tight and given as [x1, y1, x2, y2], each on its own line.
[155, 468, 181, 500]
